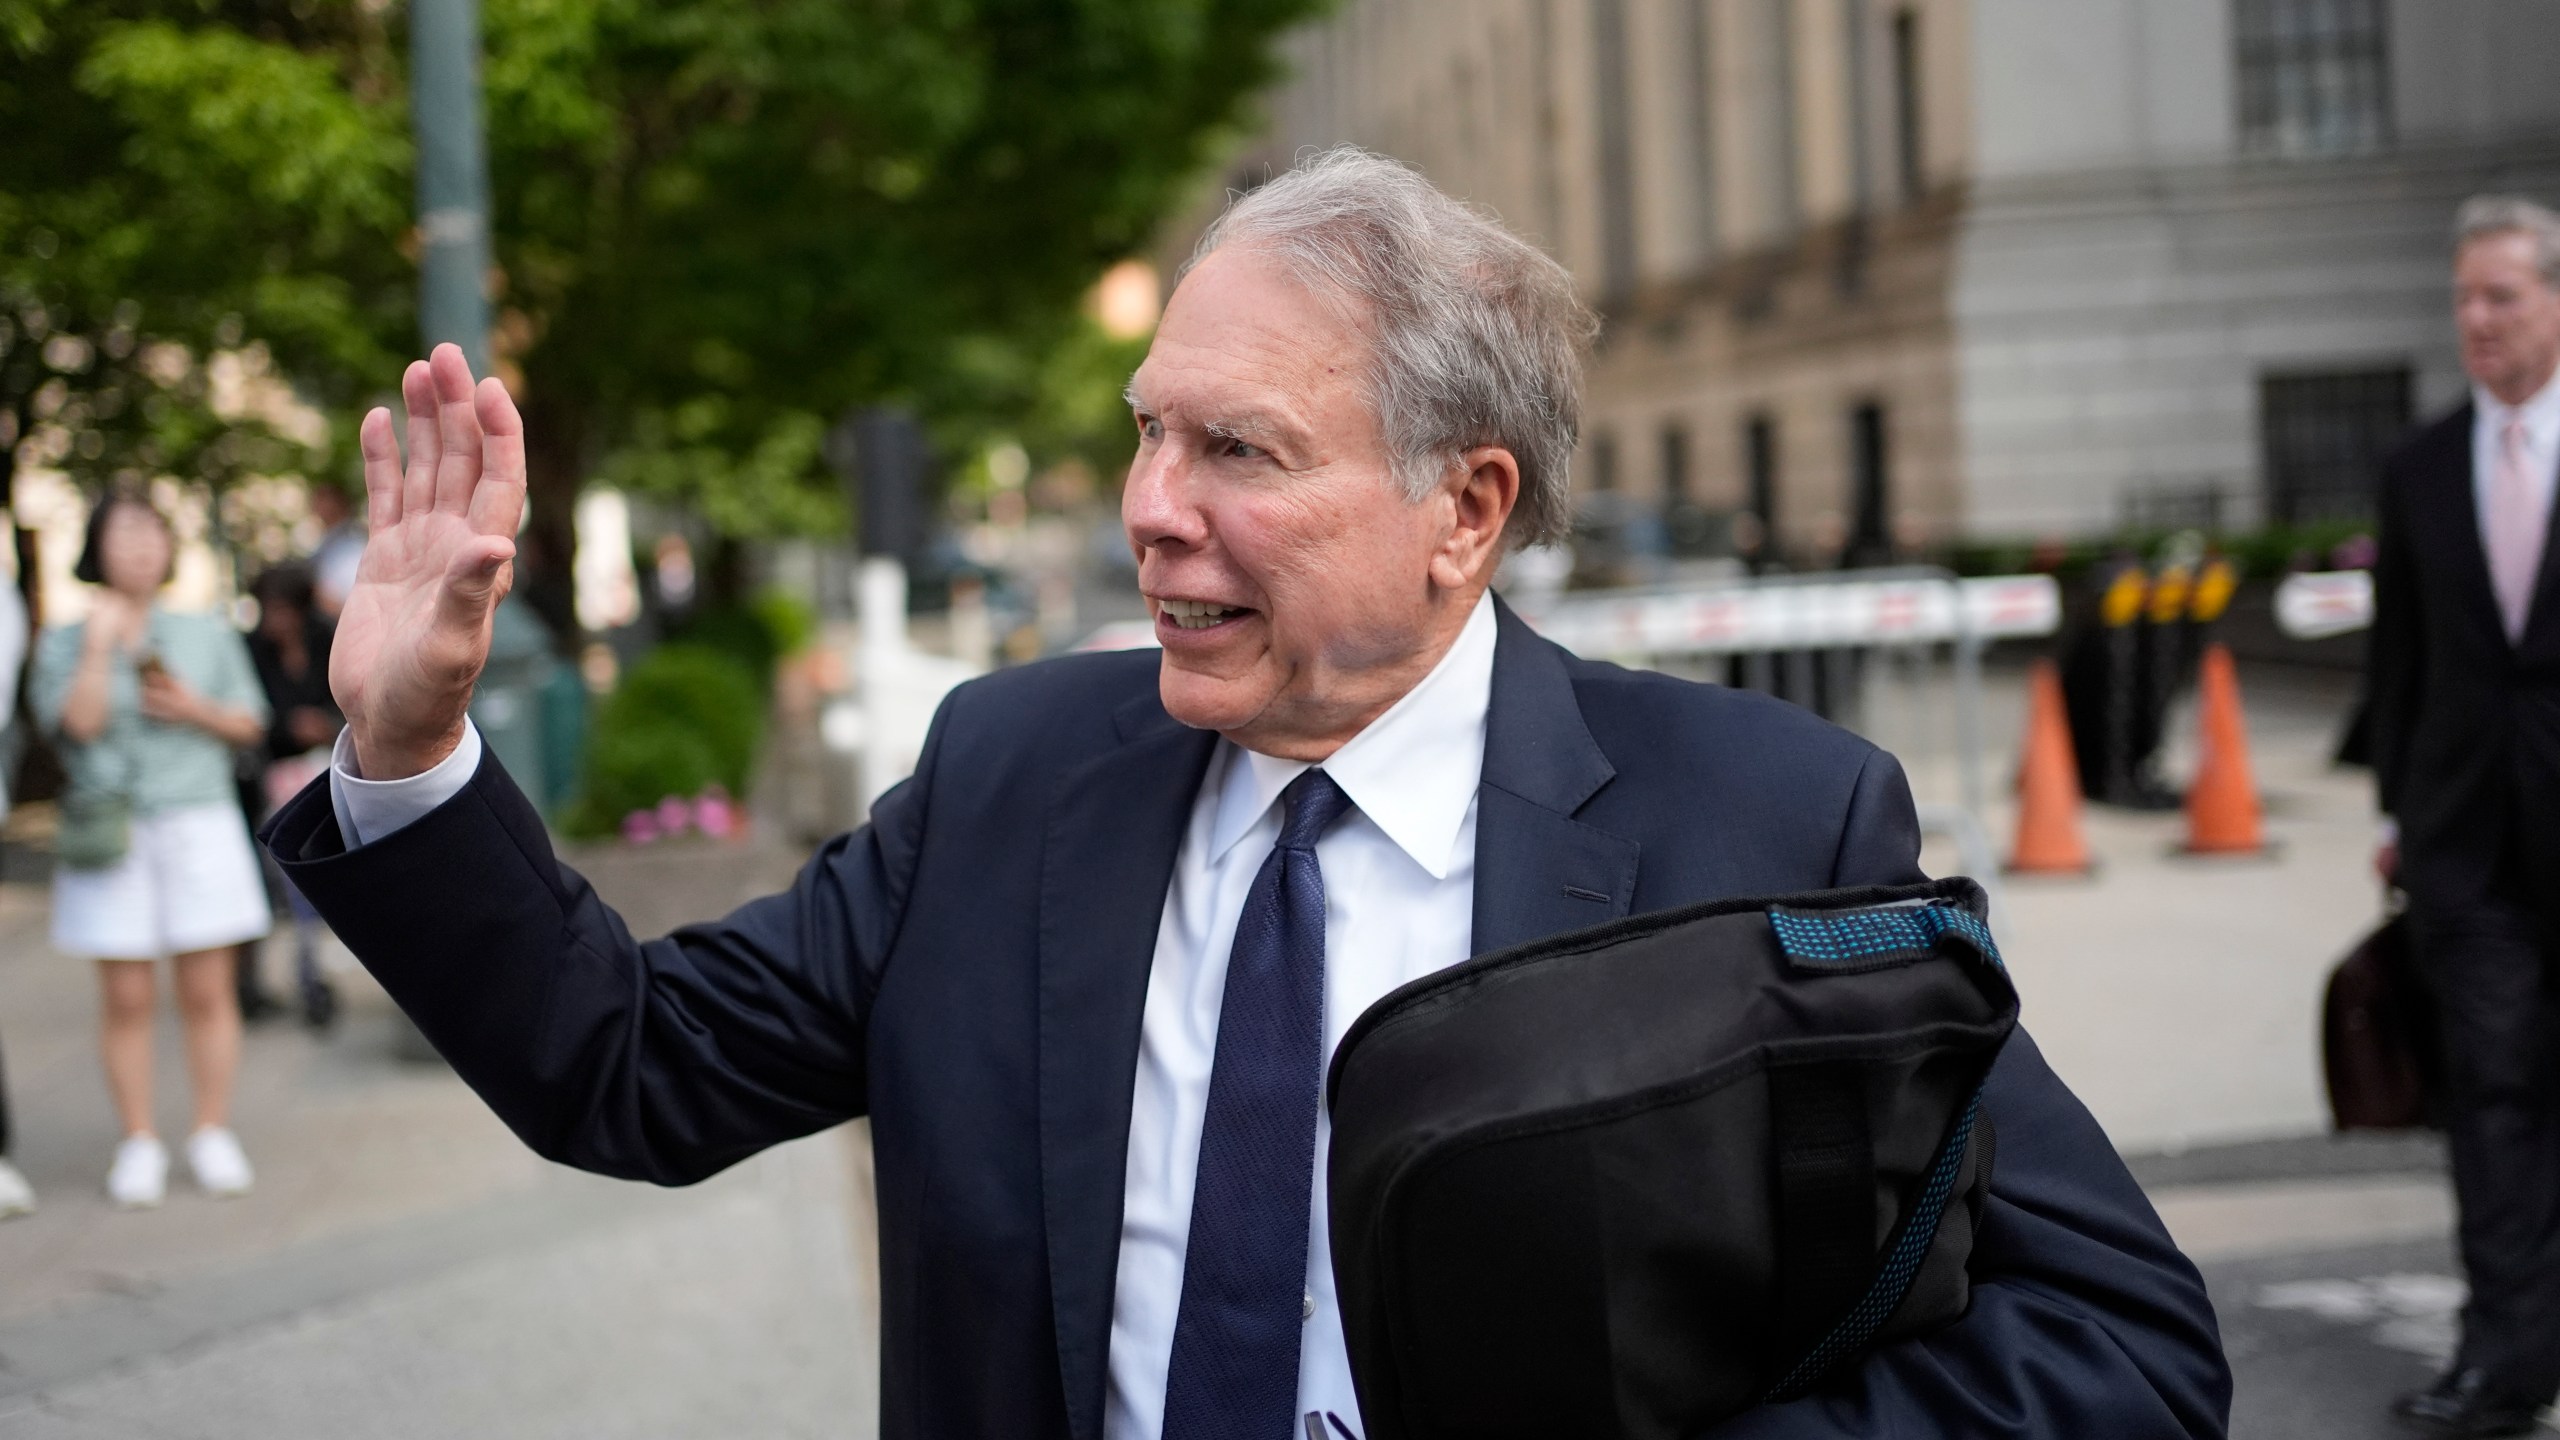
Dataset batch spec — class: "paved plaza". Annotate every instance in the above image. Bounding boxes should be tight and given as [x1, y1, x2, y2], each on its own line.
[0, 657, 2490, 1437]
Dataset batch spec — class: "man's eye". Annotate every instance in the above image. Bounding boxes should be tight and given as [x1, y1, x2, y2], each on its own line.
[1137, 416, 1163, 442]
[1223, 439, 1267, 460]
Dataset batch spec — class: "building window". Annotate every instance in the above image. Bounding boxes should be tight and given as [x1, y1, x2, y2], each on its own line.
[1843, 0, 1875, 213]
[2260, 367, 2410, 523]
[1848, 402, 1891, 565]
[1742, 412, 1779, 558]
[1662, 422, 1715, 556]
[1738, 0, 1802, 236]
[1592, 0, 1640, 301]
[1683, 0, 1719, 260]
[2235, 0, 2392, 158]
[1891, 8, 1924, 199]
[1769, 0, 1802, 229]
[1590, 430, 1620, 493]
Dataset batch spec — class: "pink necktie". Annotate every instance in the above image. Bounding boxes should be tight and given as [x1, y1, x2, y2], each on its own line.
[2488, 416, 2548, 643]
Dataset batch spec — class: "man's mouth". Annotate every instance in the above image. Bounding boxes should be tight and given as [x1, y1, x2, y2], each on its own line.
[1157, 599, 1255, 631]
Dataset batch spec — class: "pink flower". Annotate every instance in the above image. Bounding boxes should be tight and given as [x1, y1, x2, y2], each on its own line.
[621, 810, 661, 845]
[696, 790, 737, 839]
[655, 795, 692, 835]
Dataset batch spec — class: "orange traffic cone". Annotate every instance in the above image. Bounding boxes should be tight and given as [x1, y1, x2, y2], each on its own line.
[2182, 643, 2265, 854]
[2008, 659, 2093, 874]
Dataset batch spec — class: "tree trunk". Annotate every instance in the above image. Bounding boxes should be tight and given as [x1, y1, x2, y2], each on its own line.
[515, 392, 586, 655]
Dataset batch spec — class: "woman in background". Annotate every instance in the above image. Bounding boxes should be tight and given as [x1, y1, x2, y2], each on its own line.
[31, 491, 270, 1208]
[242, 564, 340, 1029]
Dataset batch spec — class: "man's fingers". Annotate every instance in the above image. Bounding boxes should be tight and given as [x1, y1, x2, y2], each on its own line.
[470, 376, 528, 540]
[429, 344, 482, 516]
[359, 407, 403, 533]
[401, 361, 439, 520]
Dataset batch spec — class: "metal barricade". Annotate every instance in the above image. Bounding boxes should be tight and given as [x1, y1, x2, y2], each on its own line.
[1506, 569, 2063, 903]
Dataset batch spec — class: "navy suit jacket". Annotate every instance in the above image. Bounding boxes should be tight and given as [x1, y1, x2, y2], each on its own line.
[266, 601, 2229, 1439]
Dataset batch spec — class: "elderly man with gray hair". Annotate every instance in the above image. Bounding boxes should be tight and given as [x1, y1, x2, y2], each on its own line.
[2372, 194, 2560, 1439]
[265, 148, 2225, 1438]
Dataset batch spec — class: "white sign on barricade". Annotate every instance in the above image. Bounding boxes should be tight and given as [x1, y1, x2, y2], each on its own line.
[2273, 570, 2374, 640]
[1505, 574, 2060, 658]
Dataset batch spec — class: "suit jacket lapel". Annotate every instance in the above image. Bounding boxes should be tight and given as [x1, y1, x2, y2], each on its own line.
[1039, 690, 1216, 1440]
[1471, 598, 1642, 955]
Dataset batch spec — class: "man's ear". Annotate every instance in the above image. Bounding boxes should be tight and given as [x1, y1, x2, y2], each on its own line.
[1429, 445, 1520, 591]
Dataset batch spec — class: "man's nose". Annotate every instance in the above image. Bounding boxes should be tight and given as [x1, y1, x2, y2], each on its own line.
[1123, 446, 1208, 553]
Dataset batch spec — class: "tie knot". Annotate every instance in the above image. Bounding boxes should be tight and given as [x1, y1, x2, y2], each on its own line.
[1277, 769, 1352, 851]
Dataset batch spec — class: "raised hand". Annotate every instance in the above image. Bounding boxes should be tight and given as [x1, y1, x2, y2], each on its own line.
[332, 344, 526, 779]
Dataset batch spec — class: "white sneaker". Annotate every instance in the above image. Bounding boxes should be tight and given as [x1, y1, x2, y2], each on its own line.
[185, 1126, 254, 1198]
[0, 1158, 33, 1219]
[107, 1134, 168, 1209]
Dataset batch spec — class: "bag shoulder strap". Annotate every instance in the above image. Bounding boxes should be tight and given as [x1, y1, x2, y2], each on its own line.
[1761, 1088, 1985, 1403]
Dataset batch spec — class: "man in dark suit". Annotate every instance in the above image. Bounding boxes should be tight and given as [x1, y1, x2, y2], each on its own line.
[2372, 196, 2560, 1438]
[267, 149, 2226, 1439]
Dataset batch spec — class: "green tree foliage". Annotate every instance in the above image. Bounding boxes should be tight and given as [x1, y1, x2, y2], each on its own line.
[0, 0, 410, 512]
[3, 0, 1325, 563]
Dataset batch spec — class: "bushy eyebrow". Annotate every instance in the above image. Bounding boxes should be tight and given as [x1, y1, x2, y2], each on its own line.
[1204, 415, 1284, 445]
[1124, 379, 1295, 449]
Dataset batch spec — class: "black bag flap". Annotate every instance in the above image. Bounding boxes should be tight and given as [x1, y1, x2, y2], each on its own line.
[1325, 878, 2018, 1440]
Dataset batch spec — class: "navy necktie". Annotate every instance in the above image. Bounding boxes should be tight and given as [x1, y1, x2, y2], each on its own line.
[1162, 769, 1354, 1439]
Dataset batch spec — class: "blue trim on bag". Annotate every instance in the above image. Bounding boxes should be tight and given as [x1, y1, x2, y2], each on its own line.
[1761, 1087, 1984, 1403]
[1768, 901, 2004, 973]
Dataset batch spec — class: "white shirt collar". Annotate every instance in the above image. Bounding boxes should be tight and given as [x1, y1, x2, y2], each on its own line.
[2475, 365, 2560, 441]
[1206, 590, 1498, 880]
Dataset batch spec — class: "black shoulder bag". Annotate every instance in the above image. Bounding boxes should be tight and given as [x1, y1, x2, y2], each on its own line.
[1325, 876, 2017, 1440]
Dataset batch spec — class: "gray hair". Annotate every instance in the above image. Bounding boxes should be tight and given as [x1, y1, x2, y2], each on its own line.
[1182, 146, 1598, 548]
[2455, 194, 2560, 287]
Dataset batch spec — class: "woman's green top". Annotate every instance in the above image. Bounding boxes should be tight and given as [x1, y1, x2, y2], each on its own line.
[31, 608, 270, 817]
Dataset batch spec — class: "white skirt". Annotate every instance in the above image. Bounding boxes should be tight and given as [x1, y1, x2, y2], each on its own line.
[53, 801, 272, 960]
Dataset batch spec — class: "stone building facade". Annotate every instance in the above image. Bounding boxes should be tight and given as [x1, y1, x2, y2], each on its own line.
[1197, 0, 2560, 562]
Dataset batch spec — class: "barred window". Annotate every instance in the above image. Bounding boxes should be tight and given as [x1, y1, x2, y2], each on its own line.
[2235, 0, 2392, 157]
[2260, 367, 2410, 524]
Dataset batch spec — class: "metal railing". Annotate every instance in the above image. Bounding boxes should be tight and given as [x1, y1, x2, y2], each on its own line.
[1506, 568, 2064, 906]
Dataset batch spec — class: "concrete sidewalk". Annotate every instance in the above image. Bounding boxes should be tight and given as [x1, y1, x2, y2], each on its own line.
[0, 833, 879, 1439]
[1898, 659, 2379, 1154]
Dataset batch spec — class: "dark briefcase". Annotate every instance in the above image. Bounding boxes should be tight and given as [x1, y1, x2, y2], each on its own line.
[1325, 878, 2018, 1440]
[2322, 912, 2441, 1131]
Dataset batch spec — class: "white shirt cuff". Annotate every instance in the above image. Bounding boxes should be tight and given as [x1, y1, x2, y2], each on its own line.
[328, 720, 484, 848]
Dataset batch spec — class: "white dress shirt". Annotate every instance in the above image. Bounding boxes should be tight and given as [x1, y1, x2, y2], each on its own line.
[326, 590, 1500, 1439]
[1106, 590, 1494, 1440]
[2472, 367, 2560, 587]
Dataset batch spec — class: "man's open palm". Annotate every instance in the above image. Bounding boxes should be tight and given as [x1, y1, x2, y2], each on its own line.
[333, 344, 526, 780]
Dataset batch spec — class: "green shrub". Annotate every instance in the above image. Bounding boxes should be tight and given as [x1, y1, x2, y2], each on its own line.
[565, 643, 766, 837]
[749, 588, 817, 659]
[669, 588, 818, 684]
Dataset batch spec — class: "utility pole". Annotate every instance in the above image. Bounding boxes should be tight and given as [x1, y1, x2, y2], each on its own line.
[410, 0, 491, 377]
[840, 407, 929, 809]
[395, 0, 494, 1064]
